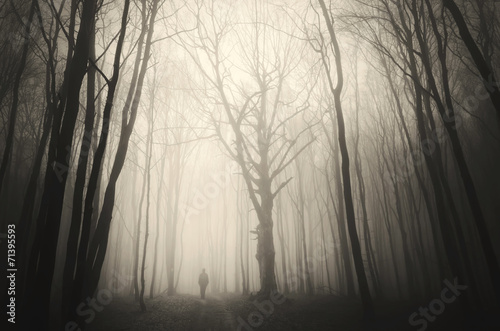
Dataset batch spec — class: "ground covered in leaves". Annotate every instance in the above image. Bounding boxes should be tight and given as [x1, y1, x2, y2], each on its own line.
[90, 292, 497, 331]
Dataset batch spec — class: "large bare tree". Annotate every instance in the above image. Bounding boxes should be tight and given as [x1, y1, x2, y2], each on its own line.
[178, 0, 316, 297]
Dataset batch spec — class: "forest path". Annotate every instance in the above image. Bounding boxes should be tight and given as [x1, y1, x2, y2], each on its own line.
[89, 291, 477, 331]
[90, 292, 366, 331]
[189, 294, 238, 330]
[91, 293, 246, 331]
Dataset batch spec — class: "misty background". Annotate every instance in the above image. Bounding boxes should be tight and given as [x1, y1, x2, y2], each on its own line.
[0, 0, 499, 330]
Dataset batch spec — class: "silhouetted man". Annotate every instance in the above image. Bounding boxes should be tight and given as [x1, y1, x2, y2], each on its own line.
[198, 268, 209, 299]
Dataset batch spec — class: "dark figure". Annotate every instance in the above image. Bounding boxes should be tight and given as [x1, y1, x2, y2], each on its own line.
[198, 268, 209, 299]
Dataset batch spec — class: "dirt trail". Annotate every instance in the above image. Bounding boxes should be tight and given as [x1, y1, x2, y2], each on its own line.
[91, 293, 363, 331]
[190, 294, 238, 330]
[90, 292, 480, 330]
[91, 293, 245, 331]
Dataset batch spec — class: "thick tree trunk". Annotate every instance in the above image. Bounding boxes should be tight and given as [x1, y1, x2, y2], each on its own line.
[256, 221, 277, 296]
[23, 1, 97, 329]
[332, 139, 355, 296]
[68, 1, 130, 324]
[255, 185, 277, 297]
[21, 0, 77, 315]
[62, 18, 96, 318]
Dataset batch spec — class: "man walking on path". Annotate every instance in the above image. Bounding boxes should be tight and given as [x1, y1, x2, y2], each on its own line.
[198, 268, 209, 299]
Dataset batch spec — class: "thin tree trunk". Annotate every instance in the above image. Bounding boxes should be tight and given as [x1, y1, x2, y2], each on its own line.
[380, 53, 447, 283]
[140, 112, 153, 311]
[417, 0, 500, 304]
[276, 191, 289, 294]
[17, 0, 61, 293]
[84, 0, 158, 300]
[239, 178, 248, 295]
[443, 0, 500, 128]
[223, 185, 228, 292]
[389, 1, 468, 310]
[353, 65, 380, 297]
[134, 155, 148, 301]
[150, 150, 166, 298]
[318, 1, 373, 316]
[0, 0, 35, 192]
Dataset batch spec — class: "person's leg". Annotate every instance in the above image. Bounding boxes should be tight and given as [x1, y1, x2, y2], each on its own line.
[201, 285, 206, 299]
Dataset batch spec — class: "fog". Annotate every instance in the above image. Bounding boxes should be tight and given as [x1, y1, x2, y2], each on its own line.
[1, 0, 499, 330]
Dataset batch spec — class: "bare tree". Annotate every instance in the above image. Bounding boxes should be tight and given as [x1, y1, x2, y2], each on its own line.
[316, 0, 374, 317]
[178, 0, 315, 298]
[22, 1, 99, 328]
[84, 0, 160, 301]
[443, 0, 500, 128]
[0, 0, 36, 193]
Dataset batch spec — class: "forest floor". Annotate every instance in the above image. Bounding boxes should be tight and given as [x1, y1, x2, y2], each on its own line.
[90, 292, 498, 331]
